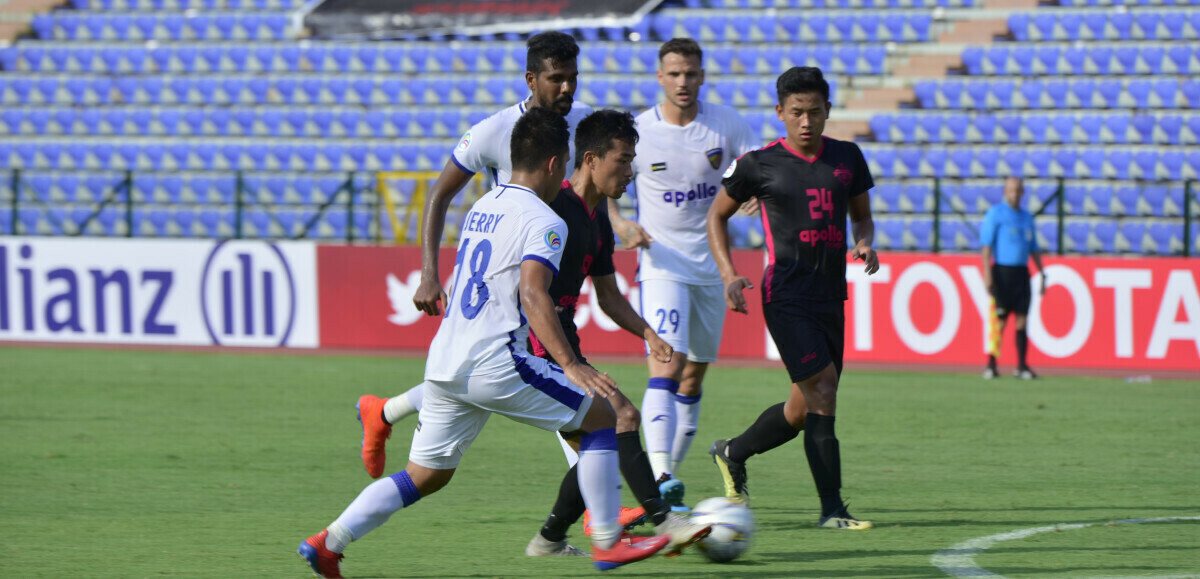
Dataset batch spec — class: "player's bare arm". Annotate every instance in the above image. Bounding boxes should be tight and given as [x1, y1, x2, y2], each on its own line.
[606, 197, 654, 249]
[847, 193, 879, 275]
[521, 260, 619, 398]
[707, 188, 753, 314]
[982, 245, 994, 293]
[413, 159, 476, 316]
[592, 273, 673, 363]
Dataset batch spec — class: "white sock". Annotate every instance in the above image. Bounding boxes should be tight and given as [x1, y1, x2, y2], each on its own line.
[577, 428, 621, 550]
[556, 431, 580, 467]
[383, 383, 425, 424]
[649, 452, 672, 481]
[670, 392, 702, 475]
[325, 521, 352, 553]
[328, 471, 422, 552]
[641, 377, 679, 479]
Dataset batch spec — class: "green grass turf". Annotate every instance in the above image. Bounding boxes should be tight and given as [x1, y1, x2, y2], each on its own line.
[1, 346, 1197, 578]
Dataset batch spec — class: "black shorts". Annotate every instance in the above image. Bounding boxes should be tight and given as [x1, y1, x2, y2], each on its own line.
[992, 265, 1031, 317]
[763, 299, 844, 383]
[528, 312, 586, 367]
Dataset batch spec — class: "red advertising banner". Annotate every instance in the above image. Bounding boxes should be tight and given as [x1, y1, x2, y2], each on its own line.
[317, 246, 1199, 372]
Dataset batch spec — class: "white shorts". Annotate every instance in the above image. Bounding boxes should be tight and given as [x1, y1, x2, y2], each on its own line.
[410, 354, 593, 470]
[639, 279, 726, 364]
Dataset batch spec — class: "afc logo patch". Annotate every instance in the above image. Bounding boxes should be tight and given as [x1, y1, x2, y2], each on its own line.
[706, 148, 724, 171]
[545, 230, 563, 252]
[834, 164, 853, 187]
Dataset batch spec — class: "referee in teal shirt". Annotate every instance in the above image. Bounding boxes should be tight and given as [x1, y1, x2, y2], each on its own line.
[980, 177, 1046, 380]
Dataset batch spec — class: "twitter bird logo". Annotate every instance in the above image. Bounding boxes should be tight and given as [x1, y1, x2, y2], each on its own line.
[387, 271, 424, 326]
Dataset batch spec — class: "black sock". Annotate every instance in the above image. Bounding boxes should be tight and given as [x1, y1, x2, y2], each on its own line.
[804, 413, 843, 517]
[541, 464, 585, 542]
[728, 402, 801, 463]
[987, 354, 996, 368]
[1016, 329, 1028, 368]
[617, 431, 670, 525]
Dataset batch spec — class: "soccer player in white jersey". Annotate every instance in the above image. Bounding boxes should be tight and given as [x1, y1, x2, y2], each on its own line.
[298, 108, 670, 578]
[412, 31, 593, 315]
[607, 39, 760, 508]
[359, 31, 596, 475]
[351, 32, 674, 552]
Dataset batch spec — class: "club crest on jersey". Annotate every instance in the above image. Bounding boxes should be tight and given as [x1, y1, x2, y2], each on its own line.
[651, 162, 667, 172]
[545, 230, 563, 252]
[723, 159, 738, 179]
[706, 148, 724, 170]
[834, 164, 853, 187]
[456, 131, 472, 152]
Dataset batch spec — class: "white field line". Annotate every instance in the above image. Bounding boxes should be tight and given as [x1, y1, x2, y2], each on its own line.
[931, 516, 1200, 579]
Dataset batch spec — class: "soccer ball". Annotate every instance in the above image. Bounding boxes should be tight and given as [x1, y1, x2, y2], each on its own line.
[689, 497, 755, 563]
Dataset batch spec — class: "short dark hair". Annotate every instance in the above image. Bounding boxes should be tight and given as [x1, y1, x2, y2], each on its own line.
[658, 38, 703, 63]
[574, 110, 639, 169]
[511, 106, 570, 173]
[776, 66, 830, 104]
[526, 31, 580, 74]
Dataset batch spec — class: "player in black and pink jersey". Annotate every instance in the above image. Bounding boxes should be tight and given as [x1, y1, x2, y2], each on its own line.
[705, 67, 881, 530]
[527, 110, 712, 558]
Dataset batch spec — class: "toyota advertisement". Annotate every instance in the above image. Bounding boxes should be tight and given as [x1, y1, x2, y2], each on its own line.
[3, 238, 1197, 373]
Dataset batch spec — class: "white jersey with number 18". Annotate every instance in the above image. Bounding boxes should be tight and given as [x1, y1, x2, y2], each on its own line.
[425, 184, 568, 381]
[631, 102, 759, 284]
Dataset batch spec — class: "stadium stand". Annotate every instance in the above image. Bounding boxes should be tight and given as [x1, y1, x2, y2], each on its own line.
[0, 0, 1193, 254]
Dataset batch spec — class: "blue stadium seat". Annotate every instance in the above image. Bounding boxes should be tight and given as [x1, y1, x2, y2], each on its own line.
[918, 115, 942, 143]
[961, 47, 984, 75]
[1131, 114, 1156, 143]
[1147, 222, 1177, 254]
[870, 114, 892, 142]
[914, 81, 937, 108]
[910, 218, 933, 251]
[1119, 222, 1145, 253]
[1157, 148, 1183, 182]
[1003, 148, 1026, 175]
[1110, 149, 1134, 179]
[1142, 45, 1165, 74]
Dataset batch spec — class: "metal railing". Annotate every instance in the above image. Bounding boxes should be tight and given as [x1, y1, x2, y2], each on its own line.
[1, 169, 1195, 257]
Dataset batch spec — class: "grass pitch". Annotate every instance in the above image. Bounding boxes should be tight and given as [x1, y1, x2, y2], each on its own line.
[1, 346, 1196, 578]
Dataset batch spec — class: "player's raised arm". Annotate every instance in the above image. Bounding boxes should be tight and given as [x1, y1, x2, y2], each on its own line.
[414, 159, 476, 316]
[707, 188, 753, 314]
[848, 193, 879, 275]
[592, 274, 673, 363]
[521, 260, 618, 398]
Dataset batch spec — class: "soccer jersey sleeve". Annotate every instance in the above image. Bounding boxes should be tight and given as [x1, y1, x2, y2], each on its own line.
[730, 114, 760, 157]
[721, 151, 761, 203]
[522, 212, 569, 277]
[450, 116, 499, 176]
[849, 143, 875, 197]
[980, 207, 999, 250]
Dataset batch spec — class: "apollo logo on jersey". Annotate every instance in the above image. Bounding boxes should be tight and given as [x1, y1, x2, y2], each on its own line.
[799, 225, 846, 248]
[545, 230, 563, 252]
[662, 183, 718, 207]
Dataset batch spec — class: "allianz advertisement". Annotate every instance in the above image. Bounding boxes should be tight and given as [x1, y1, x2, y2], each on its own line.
[0, 238, 318, 348]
